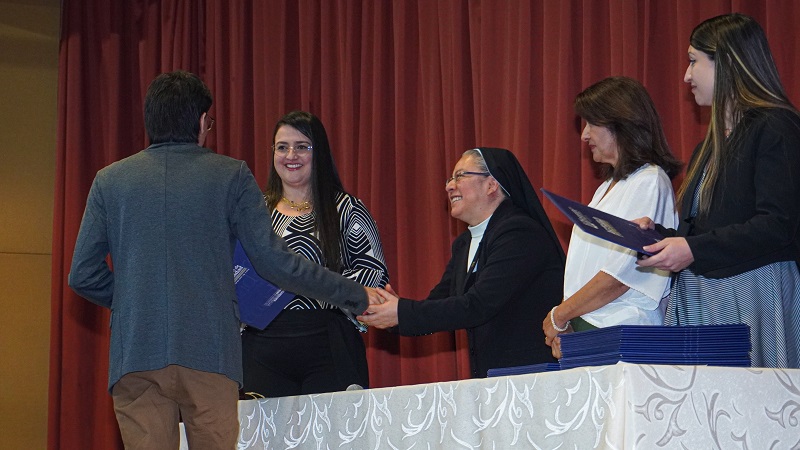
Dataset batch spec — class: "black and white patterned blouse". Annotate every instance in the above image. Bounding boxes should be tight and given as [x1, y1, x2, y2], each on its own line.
[270, 191, 389, 318]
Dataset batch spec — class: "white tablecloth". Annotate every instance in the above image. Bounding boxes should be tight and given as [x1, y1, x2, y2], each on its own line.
[180, 363, 800, 449]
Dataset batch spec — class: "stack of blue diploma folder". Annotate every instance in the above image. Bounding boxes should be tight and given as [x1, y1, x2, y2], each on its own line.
[487, 324, 750, 377]
[558, 324, 751, 370]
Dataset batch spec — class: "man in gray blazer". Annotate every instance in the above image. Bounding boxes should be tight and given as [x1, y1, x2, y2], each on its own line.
[68, 71, 375, 449]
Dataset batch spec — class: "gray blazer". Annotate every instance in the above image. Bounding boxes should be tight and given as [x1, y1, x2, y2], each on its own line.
[68, 142, 367, 390]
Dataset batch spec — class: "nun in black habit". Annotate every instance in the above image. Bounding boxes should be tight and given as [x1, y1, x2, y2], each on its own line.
[359, 147, 565, 377]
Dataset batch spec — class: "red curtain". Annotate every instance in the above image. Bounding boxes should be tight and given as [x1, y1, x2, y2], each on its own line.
[49, 1, 800, 448]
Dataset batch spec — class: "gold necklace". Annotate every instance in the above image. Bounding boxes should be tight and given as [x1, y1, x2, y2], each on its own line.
[281, 197, 312, 213]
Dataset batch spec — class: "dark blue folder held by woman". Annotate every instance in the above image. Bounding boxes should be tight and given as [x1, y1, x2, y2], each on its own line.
[541, 188, 663, 255]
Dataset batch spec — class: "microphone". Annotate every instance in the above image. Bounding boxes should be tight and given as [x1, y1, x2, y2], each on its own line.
[346, 384, 364, 391]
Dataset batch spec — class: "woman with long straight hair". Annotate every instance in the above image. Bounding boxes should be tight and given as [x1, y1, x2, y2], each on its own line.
[241, 111, 389, 396]
[637, 14, 800, 368]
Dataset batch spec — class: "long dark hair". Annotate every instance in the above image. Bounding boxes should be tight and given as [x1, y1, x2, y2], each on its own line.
[265, 111, 346, 272]
[678, 13, 797, 214]
[574, 76, 681, 180]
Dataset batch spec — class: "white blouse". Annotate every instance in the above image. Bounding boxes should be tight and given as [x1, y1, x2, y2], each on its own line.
[563, 164, 677, 327]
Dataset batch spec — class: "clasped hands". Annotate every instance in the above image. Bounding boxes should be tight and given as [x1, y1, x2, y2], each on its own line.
[359, 284, 400, 329]
[542, 307, 572, 359]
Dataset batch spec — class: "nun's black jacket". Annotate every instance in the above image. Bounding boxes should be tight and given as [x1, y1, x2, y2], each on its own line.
[397, 199, 565, 377]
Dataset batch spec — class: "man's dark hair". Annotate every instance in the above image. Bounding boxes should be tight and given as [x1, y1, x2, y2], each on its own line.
[144, 71, 212, 144]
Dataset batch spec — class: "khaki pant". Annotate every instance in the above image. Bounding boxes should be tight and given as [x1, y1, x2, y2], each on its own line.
[111, 365, 239, 450]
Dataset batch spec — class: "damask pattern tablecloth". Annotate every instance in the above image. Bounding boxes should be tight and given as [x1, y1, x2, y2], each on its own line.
[180, 363, 800, 449]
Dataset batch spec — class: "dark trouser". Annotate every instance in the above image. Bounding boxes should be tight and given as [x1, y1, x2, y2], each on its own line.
[111, 364, 239, 450]
[242, 310, 369, 397]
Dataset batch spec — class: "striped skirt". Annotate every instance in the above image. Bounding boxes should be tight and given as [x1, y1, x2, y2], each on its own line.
[665, 261, 800, 368]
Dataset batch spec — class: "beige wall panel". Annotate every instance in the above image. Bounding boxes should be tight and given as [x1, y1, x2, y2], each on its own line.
[0, 253, 51, 450]
[0, 0, 60, 448]
[0, 0, 59, 254]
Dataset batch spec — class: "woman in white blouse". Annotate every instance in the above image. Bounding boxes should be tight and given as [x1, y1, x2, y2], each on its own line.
[543, 77, 681, 357]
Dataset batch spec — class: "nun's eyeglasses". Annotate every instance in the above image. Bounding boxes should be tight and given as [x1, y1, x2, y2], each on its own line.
[445, 171, 490, 187]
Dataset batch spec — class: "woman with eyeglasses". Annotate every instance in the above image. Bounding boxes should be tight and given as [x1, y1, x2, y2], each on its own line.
[542, 77, 681, 358]
[359, 148, 565, 378]
[241, 110, 388, 396]
[636, 14, 800, 368]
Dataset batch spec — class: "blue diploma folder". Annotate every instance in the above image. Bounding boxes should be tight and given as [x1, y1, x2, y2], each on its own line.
[541, 188, 663, 255]
[232, 241, 295, 329]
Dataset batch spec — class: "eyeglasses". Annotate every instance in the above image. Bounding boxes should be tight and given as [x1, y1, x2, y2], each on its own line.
[272, 144, 313, 155]
[445, 171, 490, 187]
[205, 116, 215, 131]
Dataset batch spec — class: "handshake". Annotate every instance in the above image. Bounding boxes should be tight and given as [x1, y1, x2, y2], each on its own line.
[358, 284, 400, 329]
